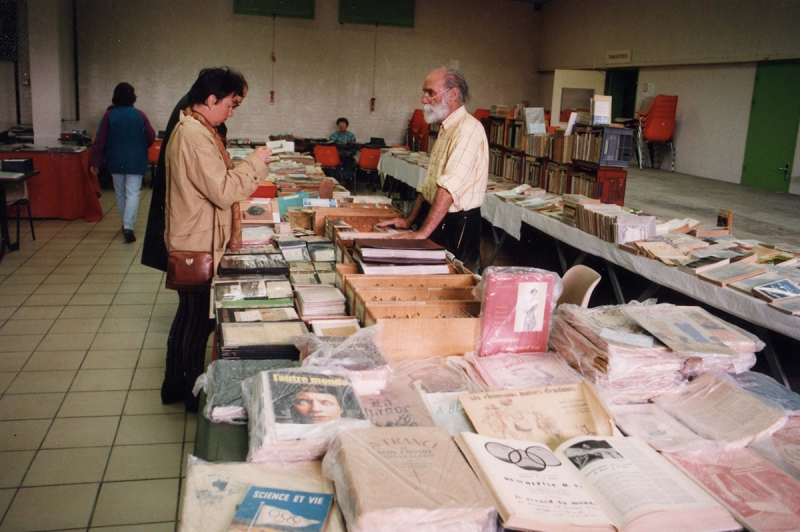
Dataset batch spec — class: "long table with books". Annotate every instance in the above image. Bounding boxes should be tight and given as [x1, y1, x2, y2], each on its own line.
[481, 193, 799, 388]
[376, 150, 428, 190]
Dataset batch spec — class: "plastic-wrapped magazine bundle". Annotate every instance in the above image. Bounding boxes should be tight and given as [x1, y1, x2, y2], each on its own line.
[179, 456, 345, 532]
[460, 351, 582, 391]
[322, 427, 496, 532]
[549, 303, 685, 404]
[474, 266, 562, 357]
[192, 359, 296, 424]
[242, 367, 372, 462]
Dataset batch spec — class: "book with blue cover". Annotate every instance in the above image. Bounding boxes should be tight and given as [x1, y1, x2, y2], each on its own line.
[226, 486, 333, 532]
[730, 371, 800, 414]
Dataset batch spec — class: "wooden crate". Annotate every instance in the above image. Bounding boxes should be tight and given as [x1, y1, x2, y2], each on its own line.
[343, 273, 476, 316]
[363, 300, 481, 360]
[353, 285, 477, 323]
[335, 262, 359, 291]
[312, 205, 401, 236]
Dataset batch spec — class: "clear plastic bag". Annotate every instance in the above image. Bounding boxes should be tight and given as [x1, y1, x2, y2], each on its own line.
[322, 427, 496, 532]
[179, 455, 345, 532]
[193, 358, 296, 424]
[473, 266, 562, 357]
[241, 367, 373, 462]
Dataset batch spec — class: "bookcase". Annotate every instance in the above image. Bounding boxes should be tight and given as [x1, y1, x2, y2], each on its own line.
[488, 116, 527, 181]
[570, 162, 627, 206]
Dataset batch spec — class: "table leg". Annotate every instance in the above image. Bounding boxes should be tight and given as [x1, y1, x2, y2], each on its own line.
[637, 282, 661, 302]
[485, 226, 508, 270]
[752, 326, 791, 391]
[0, 183, 11, 261]
[604, 259, 626, 304]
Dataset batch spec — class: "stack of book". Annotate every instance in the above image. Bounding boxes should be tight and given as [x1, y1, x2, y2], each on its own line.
[294, 285, 347, 319]
[218, 252, 289, 276]
[352, 239, 450, 275]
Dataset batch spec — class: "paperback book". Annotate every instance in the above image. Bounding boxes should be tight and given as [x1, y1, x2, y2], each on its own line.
[226, 486, 332, 532]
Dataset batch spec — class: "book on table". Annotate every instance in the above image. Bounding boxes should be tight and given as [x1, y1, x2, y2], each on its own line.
[456, 432, 739, 532]
[225, 486, 333, 532]
[769, 296, 800, 315]
[354, 238, 447, 262]
[751, 279, 800, 302]
[666, 447, 800, 532]
[677, 256, 731, 275]
[477, 269, 556, 356]
[696, 261, 766, 286]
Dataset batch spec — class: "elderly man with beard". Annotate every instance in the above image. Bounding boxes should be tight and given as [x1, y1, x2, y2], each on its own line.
[377, 68, 488, 271]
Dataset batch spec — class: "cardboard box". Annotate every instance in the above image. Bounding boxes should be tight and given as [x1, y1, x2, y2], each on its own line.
[353, 285, 477, 322]
[363, 300, 481, 360]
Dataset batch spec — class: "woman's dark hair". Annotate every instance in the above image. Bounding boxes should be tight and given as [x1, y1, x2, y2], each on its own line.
[112, 82, 136, 106]
[187, 67, 248, 106]
[336, 117, 349, 127]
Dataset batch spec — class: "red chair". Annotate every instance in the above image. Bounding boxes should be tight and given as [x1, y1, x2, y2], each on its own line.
[356, 148, 382, 192]
[147, 140, 162, 187]
[407, 109, 428, 152]
[313, 145, 343, 181]
[634, 94, 678, 171]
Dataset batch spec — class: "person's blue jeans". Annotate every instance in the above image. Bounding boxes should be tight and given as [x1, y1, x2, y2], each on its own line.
[111, 173, 143, 231]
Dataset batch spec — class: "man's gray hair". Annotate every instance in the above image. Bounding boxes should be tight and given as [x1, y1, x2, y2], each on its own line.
[443, 69, 470, 104]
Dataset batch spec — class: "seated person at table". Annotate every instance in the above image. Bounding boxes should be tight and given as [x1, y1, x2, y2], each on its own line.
[330, 117, 356, 181]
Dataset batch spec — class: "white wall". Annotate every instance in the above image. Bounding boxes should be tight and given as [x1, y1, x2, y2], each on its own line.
[635, 64, 755, 183]
[60, 0, 540, 144]
[536, 0, 800, 187]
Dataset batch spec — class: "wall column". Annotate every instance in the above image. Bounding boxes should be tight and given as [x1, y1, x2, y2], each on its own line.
[27, 0, 62, 146]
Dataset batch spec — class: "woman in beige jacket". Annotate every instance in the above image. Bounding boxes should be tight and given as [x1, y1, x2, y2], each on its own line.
[162, 67, 271, 410]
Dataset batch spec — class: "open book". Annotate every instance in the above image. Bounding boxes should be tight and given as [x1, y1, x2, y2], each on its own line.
[456, 433, 739, 532]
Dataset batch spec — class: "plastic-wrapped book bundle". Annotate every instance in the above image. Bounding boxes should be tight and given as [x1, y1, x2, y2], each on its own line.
[474, 266, 562, 357]
[322, 427, 496, 532]
[242, 367, 372, 462]
[179, 456, 345, 532]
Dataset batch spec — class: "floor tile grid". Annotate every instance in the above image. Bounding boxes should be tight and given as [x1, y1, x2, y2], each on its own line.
[0, 189, 196, 530]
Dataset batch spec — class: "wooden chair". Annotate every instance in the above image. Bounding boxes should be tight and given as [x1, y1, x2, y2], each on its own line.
[634, 94, 678, 171]
[5, 181, 35, 243]
[557, 265, 601, 308]
[355, 147, 382, 193]
[313, 145, 343, 182]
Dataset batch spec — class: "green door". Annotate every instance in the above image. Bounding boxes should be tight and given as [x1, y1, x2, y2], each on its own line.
[741, 61, 800, 192]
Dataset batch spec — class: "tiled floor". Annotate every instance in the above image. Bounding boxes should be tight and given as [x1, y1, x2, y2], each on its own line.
[0, 186, 191, 532]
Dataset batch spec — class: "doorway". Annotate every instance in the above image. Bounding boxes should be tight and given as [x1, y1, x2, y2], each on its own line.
[605, 68, 638, 122]
[741, 61, 800, 192]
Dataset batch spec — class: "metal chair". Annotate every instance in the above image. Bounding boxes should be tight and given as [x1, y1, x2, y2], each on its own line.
[5, 181, 35, 243]
[557, 265, 601, 308]
[355, 148, 382, 193]
[633, 94, 678, 171]
[313, 145, 343, 182]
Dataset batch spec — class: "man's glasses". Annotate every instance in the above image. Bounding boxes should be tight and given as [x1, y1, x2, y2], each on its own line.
[422, 87, 451, 102]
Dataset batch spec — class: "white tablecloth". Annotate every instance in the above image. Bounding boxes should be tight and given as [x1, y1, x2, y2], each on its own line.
[480, 193, 800, 341]
[378, 153, 428, 190]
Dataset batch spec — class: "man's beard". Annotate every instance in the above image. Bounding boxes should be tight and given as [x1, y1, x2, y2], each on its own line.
[423, 98, 450, 124]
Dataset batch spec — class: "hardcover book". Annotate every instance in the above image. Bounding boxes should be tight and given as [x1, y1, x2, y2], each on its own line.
[457, 432, 738, 532]
[478, 269, 556, 356]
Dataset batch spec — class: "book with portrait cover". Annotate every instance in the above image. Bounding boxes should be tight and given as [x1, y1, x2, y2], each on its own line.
[477, 270, 556, 356]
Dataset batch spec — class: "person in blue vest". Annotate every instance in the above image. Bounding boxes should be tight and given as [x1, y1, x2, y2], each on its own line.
[90, 82, 156, 243]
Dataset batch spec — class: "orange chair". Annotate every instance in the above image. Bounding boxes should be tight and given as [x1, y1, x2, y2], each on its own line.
[147, 140, 162, 187]
[472, 109, 491, 121]
[356, 148, 382, 192]
[634, 94, 678, 171]
[313, 145, 343, 181]
[407, 109, 428, 152]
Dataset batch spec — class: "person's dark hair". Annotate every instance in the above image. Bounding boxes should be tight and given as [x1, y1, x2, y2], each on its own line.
[443, 69, 469, 104]
[112, 82, 136, 106]
[336, 117, 349, 127]
[187, 67, 248, 106]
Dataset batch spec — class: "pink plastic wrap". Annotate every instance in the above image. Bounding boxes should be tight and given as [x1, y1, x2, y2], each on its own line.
[474, 266, 562, 357]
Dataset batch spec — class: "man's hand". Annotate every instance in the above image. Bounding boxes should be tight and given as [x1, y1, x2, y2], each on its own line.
[386, 230, 428, 240]
[89, 166, 99, 177]
[376, 217, 411, 230]
[254, 146, 273, 163]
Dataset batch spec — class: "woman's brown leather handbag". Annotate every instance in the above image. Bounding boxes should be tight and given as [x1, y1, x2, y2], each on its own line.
[165, 251, 213, 291]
